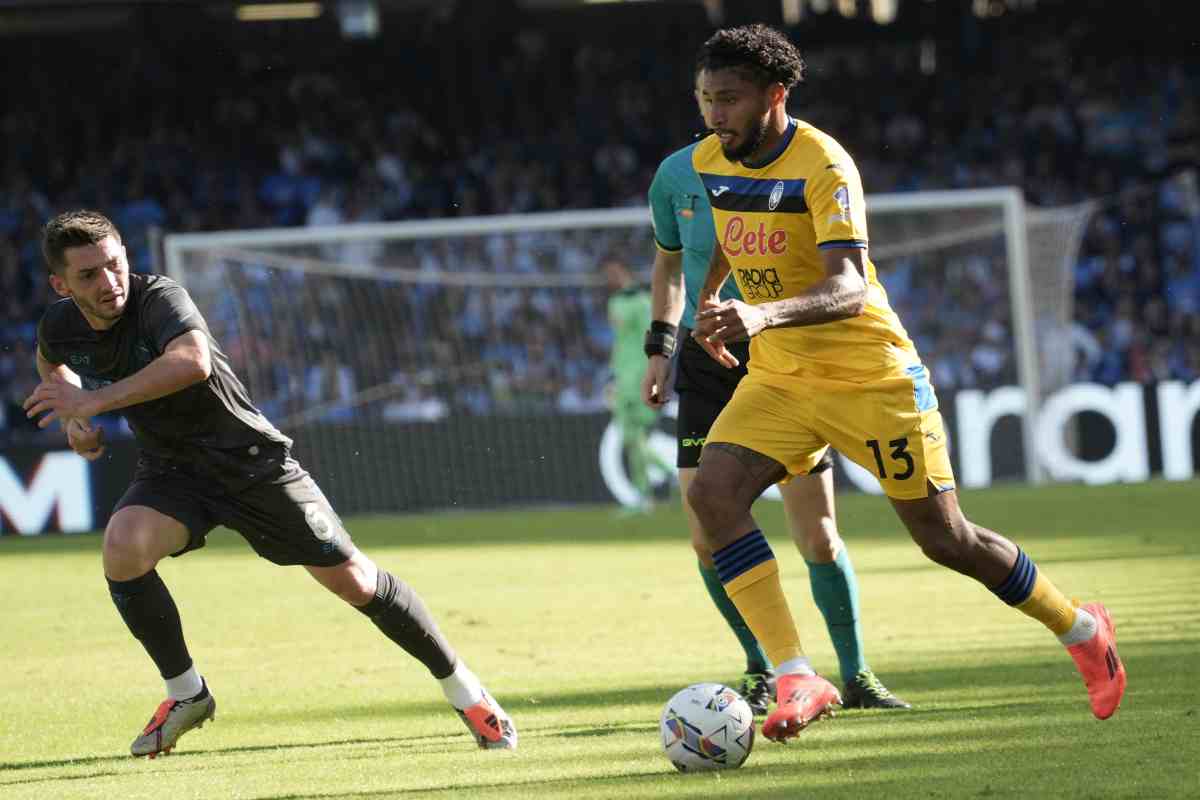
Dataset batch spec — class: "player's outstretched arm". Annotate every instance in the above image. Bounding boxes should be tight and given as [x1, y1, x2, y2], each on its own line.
[734, 244, 868, 331]
[642, 248, 684, 408]
[695, 248, 868, 352]
[757, 247, 868, 330]
[770, 246, 868, 326]
[24, 330, 211, 427]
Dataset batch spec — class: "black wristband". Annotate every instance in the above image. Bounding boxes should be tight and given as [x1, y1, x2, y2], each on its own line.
[644, 321, 678, 359]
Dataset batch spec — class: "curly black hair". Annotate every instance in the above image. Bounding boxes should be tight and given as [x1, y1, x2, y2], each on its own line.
[695, 24, 806, 90]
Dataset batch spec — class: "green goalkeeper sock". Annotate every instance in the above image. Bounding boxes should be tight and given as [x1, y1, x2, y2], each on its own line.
[698, 561, 772, 675]
[806, 548, 868, 684]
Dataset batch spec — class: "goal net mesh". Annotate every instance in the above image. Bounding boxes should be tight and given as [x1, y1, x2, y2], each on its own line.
[170, 198, 1091, 513]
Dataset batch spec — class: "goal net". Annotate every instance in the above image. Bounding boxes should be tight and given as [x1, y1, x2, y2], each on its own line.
[163, 189, 1092, 514]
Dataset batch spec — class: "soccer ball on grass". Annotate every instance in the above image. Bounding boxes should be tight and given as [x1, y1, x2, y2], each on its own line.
[660, 682, 754, 772]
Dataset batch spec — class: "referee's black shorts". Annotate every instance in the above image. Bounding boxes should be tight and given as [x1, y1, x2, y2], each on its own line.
[673, 327, 834, 475]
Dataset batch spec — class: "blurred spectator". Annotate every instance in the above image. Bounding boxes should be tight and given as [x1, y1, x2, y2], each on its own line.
[383, 371, 449, 423]
[1, 3, 1197, 443]
[558, 373, 609, 415]
[304, 350, 357, 422]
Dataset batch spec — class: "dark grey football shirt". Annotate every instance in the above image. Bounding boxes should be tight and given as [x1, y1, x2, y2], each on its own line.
[37, 273, 292, 490]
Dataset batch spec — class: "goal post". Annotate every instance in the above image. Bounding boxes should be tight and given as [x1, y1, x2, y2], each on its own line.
[163, 187, 1091, 512]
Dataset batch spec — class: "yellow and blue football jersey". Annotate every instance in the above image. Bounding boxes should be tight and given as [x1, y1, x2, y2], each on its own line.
[692, 118, 919, 381]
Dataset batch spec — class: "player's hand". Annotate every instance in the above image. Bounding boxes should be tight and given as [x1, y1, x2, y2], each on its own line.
[65, 418, 106, 461]
[692, 298, 762, 369]
[641, 354, 671, 409]
[692, 297, 740, 368]
[695, 298, 768, 343]
[23, 375, 97, 429]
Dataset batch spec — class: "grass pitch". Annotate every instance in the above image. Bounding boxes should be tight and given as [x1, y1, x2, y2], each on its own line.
[1, 480, 1198, 799]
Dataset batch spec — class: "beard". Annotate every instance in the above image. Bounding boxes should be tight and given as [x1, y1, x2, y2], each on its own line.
[75, 292, 126, 324]
[720, 115, 771, 163]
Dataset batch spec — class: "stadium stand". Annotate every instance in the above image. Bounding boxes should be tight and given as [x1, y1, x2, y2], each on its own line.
[1, 0, 1196, 440]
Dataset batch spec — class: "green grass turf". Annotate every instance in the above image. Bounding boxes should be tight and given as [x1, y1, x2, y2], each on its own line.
[1, 480, 1197, 799]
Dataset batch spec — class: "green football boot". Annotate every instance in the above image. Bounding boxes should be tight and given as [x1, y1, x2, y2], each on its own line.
[737, 671, 775, 716]
[841, 669, 911, 709]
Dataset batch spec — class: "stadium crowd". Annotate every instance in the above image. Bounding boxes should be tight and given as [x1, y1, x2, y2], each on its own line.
[1, 3, 1197, 437]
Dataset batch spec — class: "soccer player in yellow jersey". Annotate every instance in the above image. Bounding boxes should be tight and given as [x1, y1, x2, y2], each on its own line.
[684, 25, 1126, 743]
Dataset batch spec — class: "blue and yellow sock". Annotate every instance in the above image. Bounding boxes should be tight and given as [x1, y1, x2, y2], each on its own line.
[990, 548, 1076, 635]
[806, 548, 868, 684]
[699, 562, 772, 674]
[712, 530, 803, 669]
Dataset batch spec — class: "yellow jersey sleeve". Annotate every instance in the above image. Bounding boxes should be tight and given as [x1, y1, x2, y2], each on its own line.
[804, 143, 869, 250]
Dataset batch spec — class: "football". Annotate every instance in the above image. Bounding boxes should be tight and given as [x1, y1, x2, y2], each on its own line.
[660, 683, 755, 772]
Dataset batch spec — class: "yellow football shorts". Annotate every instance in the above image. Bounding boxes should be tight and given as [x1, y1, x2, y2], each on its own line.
[705, 363, 955, 500]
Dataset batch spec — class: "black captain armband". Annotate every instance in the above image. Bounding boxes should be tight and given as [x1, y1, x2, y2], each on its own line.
[644, 321, 678, 359]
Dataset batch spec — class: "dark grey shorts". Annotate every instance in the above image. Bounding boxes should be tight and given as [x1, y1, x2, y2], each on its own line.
[114, 458, 354, 567]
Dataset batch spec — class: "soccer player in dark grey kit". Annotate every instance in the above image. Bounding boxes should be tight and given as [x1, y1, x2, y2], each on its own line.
[24, 210, 517, 757]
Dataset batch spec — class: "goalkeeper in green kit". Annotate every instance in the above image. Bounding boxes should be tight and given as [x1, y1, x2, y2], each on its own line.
[605, 256, 672, 512]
